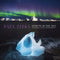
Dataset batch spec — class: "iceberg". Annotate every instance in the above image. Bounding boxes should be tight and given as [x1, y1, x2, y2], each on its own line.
[16, 32, 45, 56]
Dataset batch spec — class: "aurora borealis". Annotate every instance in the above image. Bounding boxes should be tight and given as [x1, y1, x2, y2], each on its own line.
[0, 0, 60, 19]
[0, 11, 60, 19]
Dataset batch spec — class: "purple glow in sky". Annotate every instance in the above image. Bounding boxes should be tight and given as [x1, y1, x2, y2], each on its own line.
[0, 0, 60, 13]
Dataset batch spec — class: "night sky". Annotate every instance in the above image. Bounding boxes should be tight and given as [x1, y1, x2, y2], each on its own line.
[0, 0, 60, 13]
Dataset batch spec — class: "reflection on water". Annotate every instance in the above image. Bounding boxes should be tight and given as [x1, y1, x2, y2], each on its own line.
[5, 51, 44, 60]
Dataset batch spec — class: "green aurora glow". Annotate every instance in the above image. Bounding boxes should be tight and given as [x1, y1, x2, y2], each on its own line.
[0, 10, 60, 19]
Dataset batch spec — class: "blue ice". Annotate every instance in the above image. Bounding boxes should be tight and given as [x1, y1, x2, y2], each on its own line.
[16, 32, 45, 56]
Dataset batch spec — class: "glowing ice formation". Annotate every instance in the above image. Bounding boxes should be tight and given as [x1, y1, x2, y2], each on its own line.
[16, 32, 45, 56]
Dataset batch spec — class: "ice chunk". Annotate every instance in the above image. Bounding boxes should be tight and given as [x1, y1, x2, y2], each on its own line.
[16, 32, 45, 56]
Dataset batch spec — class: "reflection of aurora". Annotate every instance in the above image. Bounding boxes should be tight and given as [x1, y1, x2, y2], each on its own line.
[0, 10, 60, 19]
[16, 32, 45, 56]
